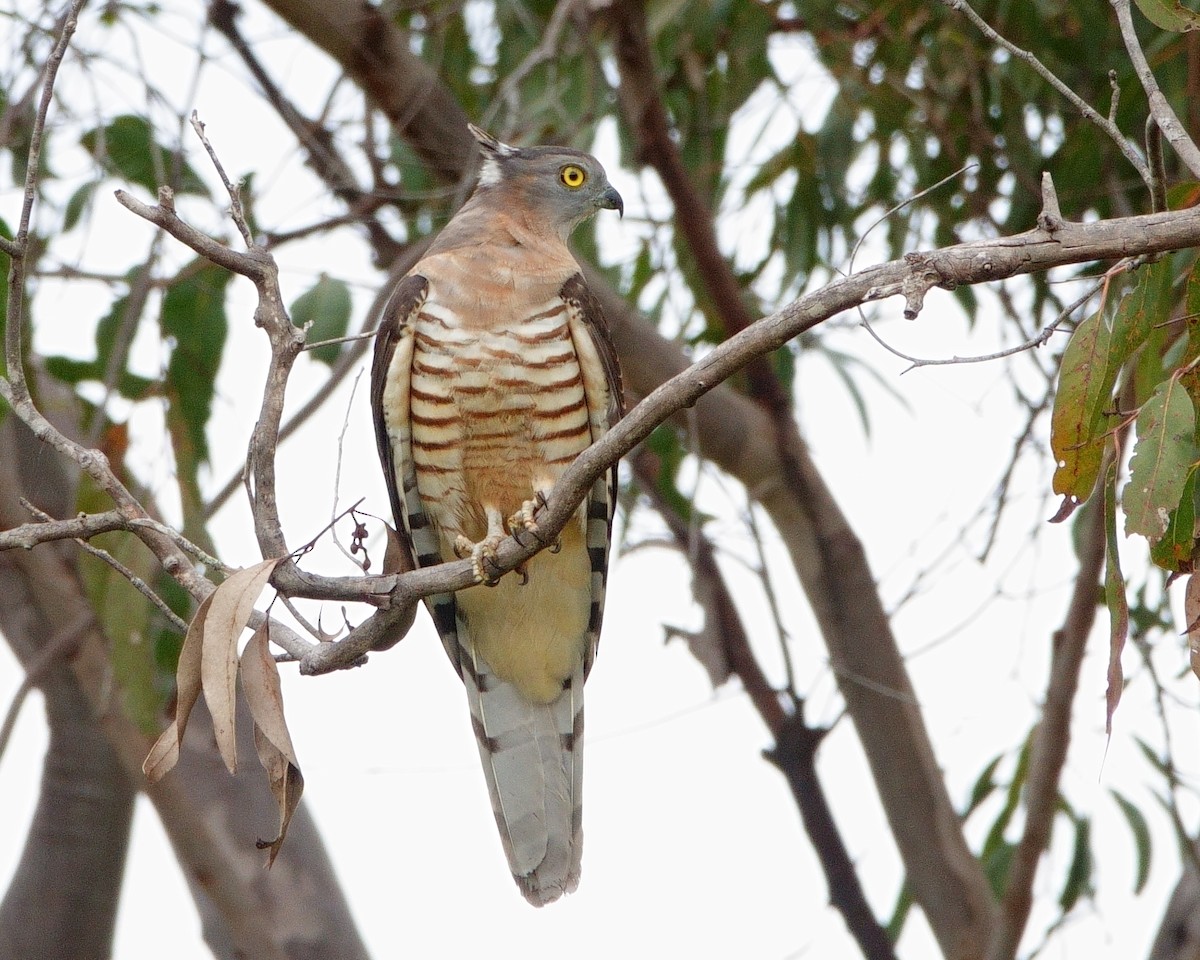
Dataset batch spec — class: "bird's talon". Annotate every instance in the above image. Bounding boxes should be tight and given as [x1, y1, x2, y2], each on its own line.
[508, 499, 541, 539]
[455, 534, 506, 585]
[549, 538, 562, 554]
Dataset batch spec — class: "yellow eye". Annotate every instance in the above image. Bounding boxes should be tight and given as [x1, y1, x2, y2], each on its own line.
[560, 164, 587, 189]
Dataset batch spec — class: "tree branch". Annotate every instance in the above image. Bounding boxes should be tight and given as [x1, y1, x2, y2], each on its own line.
[635, 451, 898, 959]
[986, 457, 1111, 959]
[941, 0, 1152, 187]
[1112, 0, 1200, 179]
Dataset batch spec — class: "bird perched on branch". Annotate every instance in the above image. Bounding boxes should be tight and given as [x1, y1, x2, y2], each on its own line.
[371, 124, 624, 905]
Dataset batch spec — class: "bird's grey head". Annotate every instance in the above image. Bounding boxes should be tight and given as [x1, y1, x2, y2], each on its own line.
[468, 124, 623, 240]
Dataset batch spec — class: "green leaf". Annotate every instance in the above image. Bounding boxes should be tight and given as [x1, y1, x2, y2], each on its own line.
[1111, 790, 1153, 894]
[291, 274, 352, 367]
[885, 881, 912, 945]
[62, 180, 99, 232]
[1051, 261, 1175, 507]
[160, 260, 230, 470]
[644, 423, 710, 523]
[80, 115, 208, 196]
[43, 355, 100, 385]
[1104, 460, 1129, 735]
[983, 839, 1017, 898]
[1123, 378, 1198, 541]
[1150, 461, 1198, 571]
[76, 474, 168, 732]
[982, 735, 1032, 862]
[1133, 0, 1200, 31]
[964, 753, 1005, 819]
[1058, 816, 1094, 911]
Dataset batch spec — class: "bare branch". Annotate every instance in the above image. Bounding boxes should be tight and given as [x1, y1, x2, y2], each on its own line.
[941, 0, 1152, 188]
[0, 507, 129, 550]
[986, 462, 1108, 960]
[285, 198, 1200, 674]
[189, 112, 254, 247]
[5, 0, 87, 398]
[0, 613, 93, 766]
[114, 188, 272, 281]
[1112, 0, 1200, 179]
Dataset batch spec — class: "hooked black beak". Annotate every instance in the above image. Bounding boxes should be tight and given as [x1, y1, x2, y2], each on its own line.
[598, 185, 624, 218]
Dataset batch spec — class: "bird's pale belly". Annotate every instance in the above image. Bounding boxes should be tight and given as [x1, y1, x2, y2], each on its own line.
[409, 307, 592, 549]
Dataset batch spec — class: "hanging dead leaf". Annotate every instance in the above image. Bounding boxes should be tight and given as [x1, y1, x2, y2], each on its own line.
[143, 589, 212, 782]
[240, 621, 298, 766]
[201, 558, 283, 774]
[252, 724, 304, 867]
[664, 622, 731, 689]
[369, 523, 417, 651]
[1185, 573, 1200, 681]
[383, 522, 414, 576]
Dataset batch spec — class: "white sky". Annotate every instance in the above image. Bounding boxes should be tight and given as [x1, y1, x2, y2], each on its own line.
[2, 3, 1198, 958]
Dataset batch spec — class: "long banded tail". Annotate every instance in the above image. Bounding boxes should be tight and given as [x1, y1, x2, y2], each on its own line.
[461, 630, 584, 906]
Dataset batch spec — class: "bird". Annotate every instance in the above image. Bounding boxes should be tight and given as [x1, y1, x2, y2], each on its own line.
[370, 124, 624, 905]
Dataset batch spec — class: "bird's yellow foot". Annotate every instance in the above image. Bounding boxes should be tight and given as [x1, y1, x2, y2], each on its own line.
[508, 496, 560, 553]
[508, 499, 540, 540]
[454, 534, 506, 586]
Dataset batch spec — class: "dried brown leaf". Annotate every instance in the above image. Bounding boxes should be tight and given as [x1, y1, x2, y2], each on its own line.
[253, 724, 304, 868]
[664, 623, 731, 688]
[240, 621, 298, 767]
[383, 522, 414, 576]
[370, 523, 417, 651]
[143, 589, 212, 782]
[201, 558, 282, 774]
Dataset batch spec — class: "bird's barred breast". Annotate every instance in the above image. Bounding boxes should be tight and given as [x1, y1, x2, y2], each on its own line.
[409, 298, 592, 544]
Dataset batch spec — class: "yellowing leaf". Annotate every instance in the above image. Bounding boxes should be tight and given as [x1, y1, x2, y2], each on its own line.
[1051, 309, 1114, 501]
[1123, 378, 1198, 541]
[143, 590, 211, 782]
[201, 558, 282, 774]
[1052, 262, 1175, 508]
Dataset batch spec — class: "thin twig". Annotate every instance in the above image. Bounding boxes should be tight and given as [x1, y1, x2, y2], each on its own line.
[847, 161, 978, 276]
[204, 243, 426, 518]
[20, 501, 189, 632]
[189, 111, 254, 248]
[940, 0, 1151, 188]
[330, 370, 365, 568]
[0, 612, 96, 766]
[745, 498, 797, 696]
[860, 270, 1120, 372]
[5, 0, 87, 397]
[482, 0, 580, 132]
[1111, 0, 1200, 180]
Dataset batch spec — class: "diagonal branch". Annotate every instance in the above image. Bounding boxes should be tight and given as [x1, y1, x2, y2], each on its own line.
[986, 453, 1113, 959]
[1111, 0, 1200, 179]
[634, 450, 896, 959]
